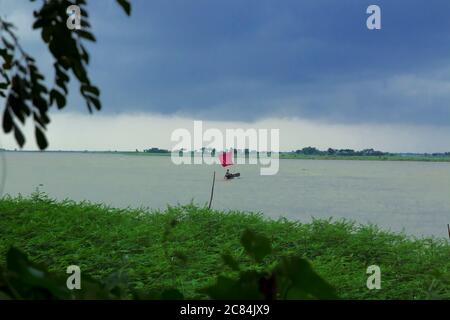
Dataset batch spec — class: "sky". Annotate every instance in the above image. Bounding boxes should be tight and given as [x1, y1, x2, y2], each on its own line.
[1, 0, 450, 152]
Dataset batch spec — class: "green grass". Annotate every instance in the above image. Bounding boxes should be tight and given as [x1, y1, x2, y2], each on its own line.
[0, 194, 449, 299]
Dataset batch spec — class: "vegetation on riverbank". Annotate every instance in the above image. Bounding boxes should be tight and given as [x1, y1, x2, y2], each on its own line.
[1, 194, 449, 299]
[4, 149, 450, 163]
[119, 150, 450, 162]
[119, 151, 450, 162]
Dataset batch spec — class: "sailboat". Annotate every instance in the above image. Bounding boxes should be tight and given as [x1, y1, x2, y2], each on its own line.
[218, 150, 240, 179]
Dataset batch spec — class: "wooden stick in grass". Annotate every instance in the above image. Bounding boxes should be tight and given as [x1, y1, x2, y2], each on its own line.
[208, 171, 216, 209]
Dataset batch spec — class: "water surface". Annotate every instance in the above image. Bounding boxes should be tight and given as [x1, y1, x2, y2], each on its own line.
[2, 152, 450, 238]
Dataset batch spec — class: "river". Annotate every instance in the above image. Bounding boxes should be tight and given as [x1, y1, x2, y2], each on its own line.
[2, 152, 449, 238]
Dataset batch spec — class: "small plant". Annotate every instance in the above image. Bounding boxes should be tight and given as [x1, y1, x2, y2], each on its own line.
[199, 229, 337, 300]
[30, 185, 49, 202]
[0, 228, 338, 300]
[0, 246, 127, 299]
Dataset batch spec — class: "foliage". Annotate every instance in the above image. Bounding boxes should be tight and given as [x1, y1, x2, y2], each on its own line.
[0, 192, 338, 300]
[201, 229, 337, 299]
[0, 230, 337, 300]
[293, 147, 387, 157]
[94, 151, 450, 163]
[0, 245, 166, 299]
[0, 194, 449, 299]
[0, 0, 131, 149]
[143, 148, 170, 154]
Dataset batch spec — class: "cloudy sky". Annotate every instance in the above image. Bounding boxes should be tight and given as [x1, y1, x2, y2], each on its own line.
[1, 0, 450, 152]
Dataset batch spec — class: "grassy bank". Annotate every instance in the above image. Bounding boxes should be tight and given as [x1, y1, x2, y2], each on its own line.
[1, 194, 449, 299]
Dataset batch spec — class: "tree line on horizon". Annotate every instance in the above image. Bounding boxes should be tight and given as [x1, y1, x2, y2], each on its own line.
[293, 147, 387, 157]
[292, 147, 450, 157]
[138, 146, 450, 157]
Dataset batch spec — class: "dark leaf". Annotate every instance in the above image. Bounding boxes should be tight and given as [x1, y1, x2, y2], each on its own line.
[0, 68, 10, 83]
[15, 62, 27, 75]
[240, 229, 272, 262]
[222, 254, 240, 271]
[25, 55, 36, 63]
[14, 126, 25, 148]
[80, 7, 89, 18]
[160, 289, 184, 300]
[34, 83, 48, 94]
[2, 61, 12, 70]
[58, 56, 71, 70]
[41, 26, 52, 43]
[72, 61, 88, 82]
[81, 84, 99, 96]
[1, 37, 14, 50]
[275, 257, 338, 300]
[80, 44, 89, 64]
[2, 109, 13, 133]
[33, 112, 46, 128]
[9, 97, 27, 124]
[259, 274, 277, 300]
[34, 110, 50, 126]
[116, 0, 131, 15]
[200, 272, 265, 300]
[35, 126, 48, 150]
[0, 48, 7, 58]
[80, 19, 91, 29]
[32, 97, 48, 113]
[50, 89, 66, 109]
[32, 18, 47, 29]
[55, 67, 69, 82]
[56, 78, 68, 94]
[5, 247, 70, 299]
[86, 95, 101, 110]
[76, 30, 96, 42]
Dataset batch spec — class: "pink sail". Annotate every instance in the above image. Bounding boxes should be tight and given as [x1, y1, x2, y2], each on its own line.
[218, 151, 233, 167]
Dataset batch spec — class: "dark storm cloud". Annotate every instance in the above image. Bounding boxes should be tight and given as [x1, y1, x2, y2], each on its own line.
[14, 0, 450, 125]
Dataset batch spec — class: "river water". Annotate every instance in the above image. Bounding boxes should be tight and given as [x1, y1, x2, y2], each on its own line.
[2, 152, 449, 238]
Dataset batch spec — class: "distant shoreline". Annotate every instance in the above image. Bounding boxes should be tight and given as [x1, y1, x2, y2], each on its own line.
[3, 149, 450, 162]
